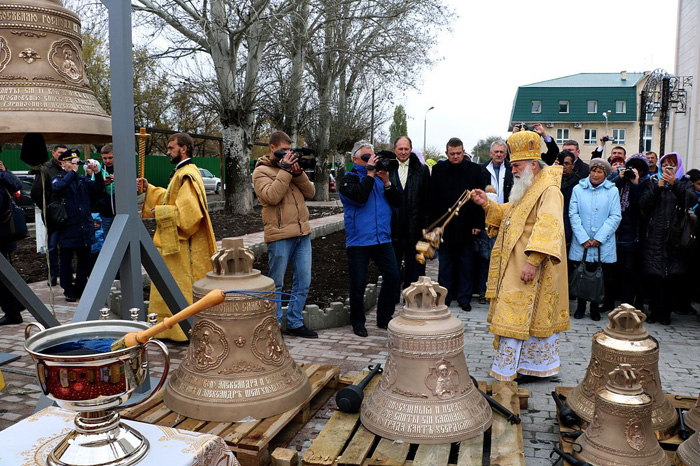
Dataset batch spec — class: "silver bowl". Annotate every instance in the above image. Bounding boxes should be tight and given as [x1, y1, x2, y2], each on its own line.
[24, 320, 169, 466]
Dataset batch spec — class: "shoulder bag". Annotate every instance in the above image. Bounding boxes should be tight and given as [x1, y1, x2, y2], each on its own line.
[0, 188, 29, 241]
[46, 197, 69, 232]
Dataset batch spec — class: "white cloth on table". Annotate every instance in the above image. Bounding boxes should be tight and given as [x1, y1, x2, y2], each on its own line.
[490, 333, 561, 381]
[0, 406, 240, 466]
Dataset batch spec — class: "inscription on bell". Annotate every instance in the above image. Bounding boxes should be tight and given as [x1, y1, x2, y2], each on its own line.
[0, 87, 104, 112]
[0, 11, 80, 34]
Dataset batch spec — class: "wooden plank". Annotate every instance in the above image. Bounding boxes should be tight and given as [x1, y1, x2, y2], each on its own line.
[457, 435, 484, 466]
[518, 387, 531, 410]
[272, 447, 299, 466]
[139, 403, 174, 424]
[366, 437, 410, 465]
[303, 371, 379, 466]
[412, 444, 450, 466]
[156, 411, 187, 428]
[177, 417, 209, 432]
[338, 425, 376, 466]
[198, 421, 234, 437]
[490, 381, 525, 466]
[222, 419, 263, 445]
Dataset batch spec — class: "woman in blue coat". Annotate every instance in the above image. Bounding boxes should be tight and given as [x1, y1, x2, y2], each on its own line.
[569, 158, 622, 320]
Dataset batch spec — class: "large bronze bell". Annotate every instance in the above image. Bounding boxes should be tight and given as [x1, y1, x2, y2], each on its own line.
[361, 276, 492, 444]
[567, 304, 678, 439]
[575, 364, 670, 466]
[0, 0, 111, 143]
[163, 238, 311, 422]
[677, 429, 700, 465]
[684, 396, 700, 432]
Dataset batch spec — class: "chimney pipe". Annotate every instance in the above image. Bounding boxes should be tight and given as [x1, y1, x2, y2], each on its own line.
[621, 71, 627, 81]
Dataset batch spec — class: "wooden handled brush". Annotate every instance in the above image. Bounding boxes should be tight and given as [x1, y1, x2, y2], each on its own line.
[110, 289, 226, 351]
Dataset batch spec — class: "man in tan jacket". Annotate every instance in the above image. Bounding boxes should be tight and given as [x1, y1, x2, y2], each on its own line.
[253, 131, 317, 338]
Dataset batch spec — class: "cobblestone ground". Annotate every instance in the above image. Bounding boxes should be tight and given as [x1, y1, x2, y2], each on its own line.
[2, 262, 700, 465]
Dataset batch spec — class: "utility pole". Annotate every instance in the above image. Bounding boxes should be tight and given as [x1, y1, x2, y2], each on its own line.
[423, 106, 434, 153]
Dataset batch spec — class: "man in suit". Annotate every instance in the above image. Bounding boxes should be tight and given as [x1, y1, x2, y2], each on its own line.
[561, 140, 590, 178]
[389, 136, 430, 293]
[429, 138, 486, 312]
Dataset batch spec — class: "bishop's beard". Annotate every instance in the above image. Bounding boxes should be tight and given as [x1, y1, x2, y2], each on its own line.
[509, 164, 535, 204]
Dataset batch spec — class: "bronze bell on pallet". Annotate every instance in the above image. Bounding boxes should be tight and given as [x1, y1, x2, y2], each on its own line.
[163, 238, 311, 422]
[0, 0, 112, 143]
[677, 429, 700, 465]
[685, 396, 700, 433]
[567, 304, 678, 439]
[360, 276, 492, 444]
[575, 364, 670, 466]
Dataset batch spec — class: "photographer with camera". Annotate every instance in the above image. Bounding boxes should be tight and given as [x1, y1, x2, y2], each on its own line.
[429, 137, 485, 312]
[253, 131, 317, 338]
[339, 140, 401, 337]
[591, 135, 626, 162]
[512, 123, 559, 165]
[51, 149, 104, 302]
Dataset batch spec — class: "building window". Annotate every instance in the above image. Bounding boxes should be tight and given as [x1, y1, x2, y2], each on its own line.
[612, 129, 626, 144]
[556, 128, 570, 144]
[559, 101, 569, 113]
[587, 100, 598, 113]
[616, 100, 626, 113]
[584, 129, 597, 145]
[643, 124, 653, 152]
[531, 100, 541, 113]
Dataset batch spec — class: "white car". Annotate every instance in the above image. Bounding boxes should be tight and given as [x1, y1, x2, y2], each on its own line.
[199, 168, 222, 194]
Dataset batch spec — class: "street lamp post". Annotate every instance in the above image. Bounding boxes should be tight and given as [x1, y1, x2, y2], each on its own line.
[603, 110, 611, 157]
[423, 106, 434, 153]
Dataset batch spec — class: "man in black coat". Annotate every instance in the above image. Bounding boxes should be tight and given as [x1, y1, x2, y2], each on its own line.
[31, 144, 67, 286]
[429, 138, 486, 312]
[389, 136, 430, 292]
[561, 140, 590, 178]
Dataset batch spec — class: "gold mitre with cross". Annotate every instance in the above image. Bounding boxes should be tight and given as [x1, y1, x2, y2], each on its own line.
[507, 130, 542, 162]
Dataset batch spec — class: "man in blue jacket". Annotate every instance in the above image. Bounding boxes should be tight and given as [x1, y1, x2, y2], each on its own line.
[339, 140, 401, 337]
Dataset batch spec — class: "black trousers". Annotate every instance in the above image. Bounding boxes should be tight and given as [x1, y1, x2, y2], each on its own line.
[0, 251, 24, 318]
[347, 243, 400, 327]
[60, 246, 91, 299]
[392, 236, 425, 293]
[649, 275, 683, 321]
[437, 242, 474, 306]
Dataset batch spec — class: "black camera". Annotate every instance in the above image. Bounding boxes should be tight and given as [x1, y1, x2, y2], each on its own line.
[622, 168, 636, 180]
[75, 159, 85, 166]
[514, 123, 536, 132]
[601, 136, 615, 143]
[362, 150, 399, 171]
[273, 147, 316, 170]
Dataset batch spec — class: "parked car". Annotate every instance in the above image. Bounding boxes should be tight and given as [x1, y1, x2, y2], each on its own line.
[199, 168, 221, 194]
[13, 171, 35, 223]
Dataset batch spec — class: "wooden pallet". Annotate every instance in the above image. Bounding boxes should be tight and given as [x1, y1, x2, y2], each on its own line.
[122, 363, 340, 466]
[554, 386, 697, 466]
[302, 372, 530, 466]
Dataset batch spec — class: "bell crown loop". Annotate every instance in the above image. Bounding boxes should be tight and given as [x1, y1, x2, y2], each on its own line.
[403, 276, 447, 310]
[211, 238, 255, 275]
[604, 304, 649, 341]
[605, 364, 644, 396]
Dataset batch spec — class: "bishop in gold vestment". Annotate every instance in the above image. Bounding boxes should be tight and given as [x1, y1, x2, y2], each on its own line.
[472, 131, 569, 381]
[140, 134, 217, 341]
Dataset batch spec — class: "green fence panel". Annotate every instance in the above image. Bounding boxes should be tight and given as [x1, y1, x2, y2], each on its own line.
[0, 149, 222, 188]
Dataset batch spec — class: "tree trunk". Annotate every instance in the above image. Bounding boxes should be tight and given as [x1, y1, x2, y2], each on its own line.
[314, 80, 333, 201]
[222, 123, 254, 214]
[283, 1, 308, 146]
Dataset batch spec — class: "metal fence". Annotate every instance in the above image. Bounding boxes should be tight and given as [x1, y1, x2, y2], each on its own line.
[0, 149, 222, 188]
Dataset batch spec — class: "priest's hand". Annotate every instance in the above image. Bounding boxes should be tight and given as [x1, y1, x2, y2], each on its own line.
[521, 263, 537, 283]
[471, 189, 487, 206]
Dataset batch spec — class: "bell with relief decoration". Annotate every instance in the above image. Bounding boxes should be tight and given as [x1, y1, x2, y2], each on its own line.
[163, 238, 311, 422]
[676, 429, 700, 465]
[360, 276, 492, 444]
[567, 304, 678, 439]
[0, 0, 111, 143]
[684, 396, 700, 433]
[575, 364, 670, 466]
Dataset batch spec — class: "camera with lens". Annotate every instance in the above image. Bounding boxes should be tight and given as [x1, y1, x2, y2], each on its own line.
[514, 123, 536, 132]
[601, 136, 615, 143]
[362, 150, 399, 171]
[622, 168, 636, 180]
[273, 147, 316, 169]
[74, 159, 85, 166]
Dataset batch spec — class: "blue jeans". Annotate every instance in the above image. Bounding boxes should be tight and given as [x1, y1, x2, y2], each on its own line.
[267, 235, 312, 329]
[102, 215, 114, 238]
[438, 242, 474, 306]
[347, 243, 400, 327]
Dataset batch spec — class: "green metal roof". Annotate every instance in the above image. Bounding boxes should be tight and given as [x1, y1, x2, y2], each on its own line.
[522, 72, 646, 88]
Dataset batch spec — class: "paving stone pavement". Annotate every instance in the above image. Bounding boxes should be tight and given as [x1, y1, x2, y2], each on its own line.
[2, 259, 700, 465]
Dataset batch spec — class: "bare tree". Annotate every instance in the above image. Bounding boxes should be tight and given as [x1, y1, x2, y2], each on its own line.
[132, 0, 292, 214]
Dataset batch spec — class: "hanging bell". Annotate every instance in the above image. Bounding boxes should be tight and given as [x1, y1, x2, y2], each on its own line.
[684, 395, 700, 433]
[677, 429, 700, 465]
[360, 276, 492, 444]
[0, 0, 111, 143]
[163, 238, 311, 422]
[567, 304, 678, 439]
[575, 364, 670, 466]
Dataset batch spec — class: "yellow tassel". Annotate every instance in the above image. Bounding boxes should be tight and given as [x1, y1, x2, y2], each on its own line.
[0, 368, 5, 392]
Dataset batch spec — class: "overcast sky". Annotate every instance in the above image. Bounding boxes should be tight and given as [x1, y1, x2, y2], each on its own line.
[391, 0, 678, 155]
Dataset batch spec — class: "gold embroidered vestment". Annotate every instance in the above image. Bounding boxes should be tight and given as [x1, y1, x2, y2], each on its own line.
[484, 166, 570, 343]
[142, 164, 217, 341]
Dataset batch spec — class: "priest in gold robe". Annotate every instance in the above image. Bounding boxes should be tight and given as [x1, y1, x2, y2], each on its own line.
[138, 133, 217, 341]
[471, 130, 570, 382]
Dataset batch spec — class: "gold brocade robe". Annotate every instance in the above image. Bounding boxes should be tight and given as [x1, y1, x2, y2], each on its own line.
[484, 165, 570, 343]
[142, 164, 217, 341]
